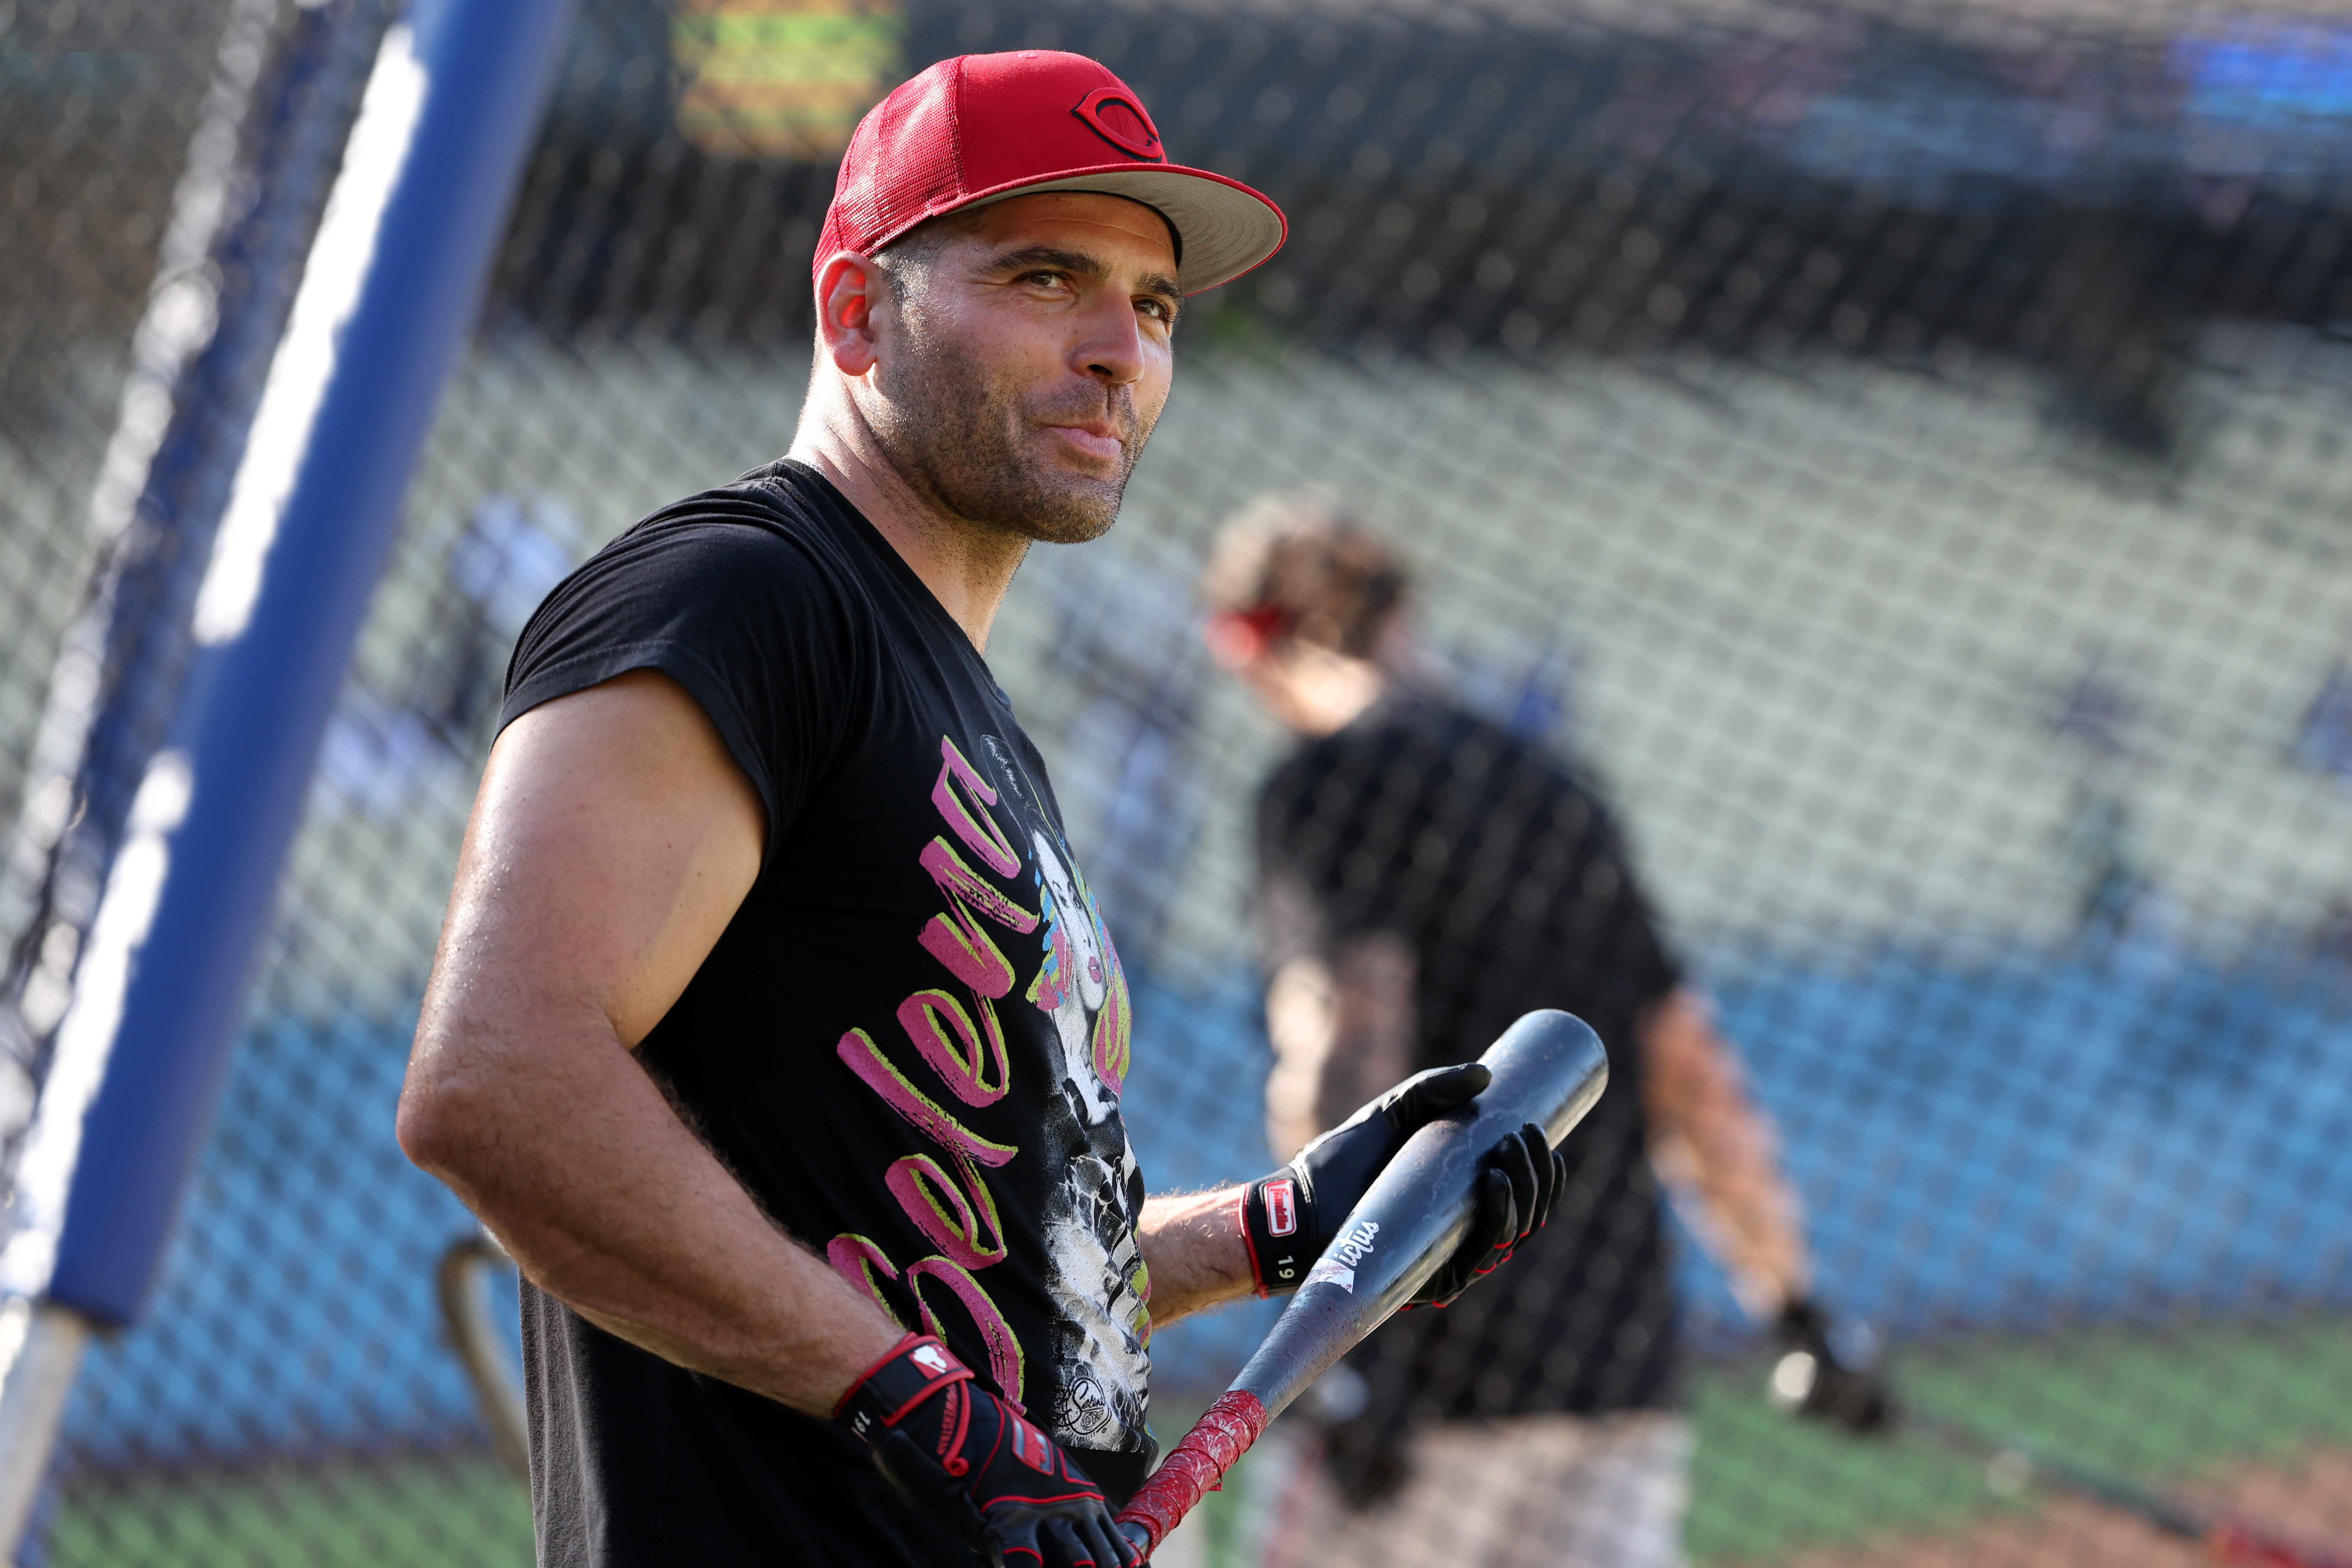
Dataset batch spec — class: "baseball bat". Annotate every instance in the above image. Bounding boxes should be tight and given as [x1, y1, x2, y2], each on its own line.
[1905, 1408, 2352, 1568]
[1114, 1010, 1611, 1558]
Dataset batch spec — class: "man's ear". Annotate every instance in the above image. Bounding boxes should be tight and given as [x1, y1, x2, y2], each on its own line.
[815, 251, 885, 377]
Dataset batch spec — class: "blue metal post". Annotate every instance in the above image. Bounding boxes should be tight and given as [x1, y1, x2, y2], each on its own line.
[0, 0, 574, 1541]
[0, 0, 389, 1207]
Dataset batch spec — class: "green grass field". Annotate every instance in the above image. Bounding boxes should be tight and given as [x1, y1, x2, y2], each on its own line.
[1683, 1313, 2352, 1562]
[48, 1454, 531, 1568]
[44, 1315, 2352, 1567]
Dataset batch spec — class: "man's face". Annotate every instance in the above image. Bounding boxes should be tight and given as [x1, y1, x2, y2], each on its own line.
[863, 192, 1182, 545]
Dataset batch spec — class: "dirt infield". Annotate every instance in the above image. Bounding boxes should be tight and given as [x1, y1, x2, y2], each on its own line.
[1766, 1449, 2352, 1568]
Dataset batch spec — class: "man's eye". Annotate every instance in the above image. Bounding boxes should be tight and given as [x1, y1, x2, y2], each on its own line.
[1027, 271, 1067, 288]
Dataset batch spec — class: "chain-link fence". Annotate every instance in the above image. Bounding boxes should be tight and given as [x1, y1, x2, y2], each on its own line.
[8, 0, 2352, 1563]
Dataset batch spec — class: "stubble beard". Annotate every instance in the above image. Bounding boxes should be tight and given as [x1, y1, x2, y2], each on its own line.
[869, 314, 1151, 547]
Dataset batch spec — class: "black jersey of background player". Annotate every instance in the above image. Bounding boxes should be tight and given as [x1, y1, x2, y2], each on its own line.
[1255, 694, 1683, 1488]
[498, 461, 1153, 1566]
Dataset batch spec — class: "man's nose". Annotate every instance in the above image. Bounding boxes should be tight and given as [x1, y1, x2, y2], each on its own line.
[1073, 294, 1147, 386]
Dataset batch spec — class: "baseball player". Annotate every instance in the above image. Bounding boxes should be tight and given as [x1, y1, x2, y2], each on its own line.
[1199, 494, 1889, 1568]
[396, 52, 1562, 1568]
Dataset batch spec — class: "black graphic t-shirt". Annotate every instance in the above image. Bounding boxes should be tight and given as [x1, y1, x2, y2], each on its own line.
[498, 460, 1153, 1566]
[1255, 696, 1684, 1440]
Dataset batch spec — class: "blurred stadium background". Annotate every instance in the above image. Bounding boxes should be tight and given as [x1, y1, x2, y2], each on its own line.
[6, 0, 2352, 1562]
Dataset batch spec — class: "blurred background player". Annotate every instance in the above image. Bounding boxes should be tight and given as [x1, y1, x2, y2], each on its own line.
[1198, 492, 1888, 1568]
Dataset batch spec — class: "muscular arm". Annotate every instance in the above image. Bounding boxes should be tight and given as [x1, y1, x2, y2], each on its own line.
[1640, 986, 1812, 1319]
[396, 670, 901, 1418]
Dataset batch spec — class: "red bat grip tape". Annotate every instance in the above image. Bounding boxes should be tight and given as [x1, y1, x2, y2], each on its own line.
[1113, 1390, 1270, 1556]
[2209, 1523, 2352, 1568]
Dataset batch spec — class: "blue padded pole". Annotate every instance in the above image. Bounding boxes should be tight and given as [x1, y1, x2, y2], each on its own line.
[0, 0, 573, 1409]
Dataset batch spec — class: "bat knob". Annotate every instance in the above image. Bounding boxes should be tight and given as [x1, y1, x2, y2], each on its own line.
[1117, 1519, 1154, 1561]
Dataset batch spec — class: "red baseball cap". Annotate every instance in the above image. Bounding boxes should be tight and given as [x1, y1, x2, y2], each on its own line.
[817, 51, 1287, 296]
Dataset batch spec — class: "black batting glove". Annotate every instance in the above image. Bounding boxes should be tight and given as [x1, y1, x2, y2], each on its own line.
[1240, 1063, 1488, 1295]
[1240, 1065, 1566, 1306]
[1408, 1121, 1564, 1308]
[837, 1335, 1138, 1568]
[1770, 1298, 1893, 1434]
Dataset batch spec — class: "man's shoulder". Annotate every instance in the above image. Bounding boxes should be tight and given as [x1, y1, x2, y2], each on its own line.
[1262, 697, 1602, 821]
[1276, 697, 1520, 777]
[608, 460, 855, 580]
[504, 462, 882, 711]
[527, 460, 885, 643]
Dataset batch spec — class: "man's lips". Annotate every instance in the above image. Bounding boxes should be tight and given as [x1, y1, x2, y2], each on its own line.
[1043, 421, 1124, 463]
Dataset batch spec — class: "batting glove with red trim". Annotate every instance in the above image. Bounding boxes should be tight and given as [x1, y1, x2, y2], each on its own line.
[836, 1335, 1138, 1568]
[1239, 1063, 1566, 1307]
[1407, 1118, 1562, 1307]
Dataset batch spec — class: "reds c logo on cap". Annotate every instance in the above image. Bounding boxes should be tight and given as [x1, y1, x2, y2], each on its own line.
[1072, 86, 1165, 162]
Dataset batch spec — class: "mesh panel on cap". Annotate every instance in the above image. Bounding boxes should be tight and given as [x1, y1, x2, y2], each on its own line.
[829, 58, 966, 261]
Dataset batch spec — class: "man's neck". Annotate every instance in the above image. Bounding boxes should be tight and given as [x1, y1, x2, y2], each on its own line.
[1266, 645, 1388, 737]
[787, 390, 1027, 654]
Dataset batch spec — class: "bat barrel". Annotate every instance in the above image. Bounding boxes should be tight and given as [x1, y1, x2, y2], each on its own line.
[1231, 1010, 1609, 1420]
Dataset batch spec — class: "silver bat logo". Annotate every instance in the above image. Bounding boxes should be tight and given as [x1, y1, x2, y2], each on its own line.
[1302, 1222, 1380, 1293]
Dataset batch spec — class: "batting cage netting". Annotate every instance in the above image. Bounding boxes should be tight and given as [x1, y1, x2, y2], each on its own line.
[5, 0, 2352, 1564]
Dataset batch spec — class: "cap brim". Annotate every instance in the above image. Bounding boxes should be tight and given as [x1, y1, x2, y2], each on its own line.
[958, 165, 1287, 295]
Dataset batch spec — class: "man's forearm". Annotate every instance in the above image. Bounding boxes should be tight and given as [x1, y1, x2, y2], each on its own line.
[1264, 934, 1416, 1162]
[1641, 988, 1811, 1316]
[401, 1008, 902, 1417]
[1136, 1187, 1257, 1325]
